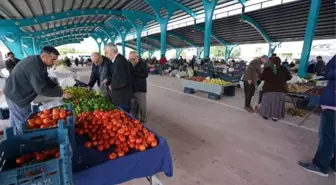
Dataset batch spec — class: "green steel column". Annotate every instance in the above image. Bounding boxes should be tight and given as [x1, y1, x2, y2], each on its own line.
[202, 0, 217, 59]
[298, 0, 321, 77]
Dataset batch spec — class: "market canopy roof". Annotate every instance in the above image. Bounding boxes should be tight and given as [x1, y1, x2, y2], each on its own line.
[0, 0, 334, 51]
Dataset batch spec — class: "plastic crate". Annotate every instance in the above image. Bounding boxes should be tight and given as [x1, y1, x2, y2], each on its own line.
[0, 122, 73, 185]
[21, 104, 76, 150]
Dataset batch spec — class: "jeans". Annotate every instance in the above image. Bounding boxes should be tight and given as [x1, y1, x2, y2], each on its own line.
[243, 81, 255, 108]
[131, 93, 147, 122]
[313, 109, 336, 173]
[6, 97, 31, 134]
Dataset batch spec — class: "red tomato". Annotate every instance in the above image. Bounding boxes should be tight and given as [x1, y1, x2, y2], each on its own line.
[117, 151, 125, 157]
[147, 135, 155, 142]
[35, 118, 42, 125]
[40, 114, 49, 119]
[40, 124, 51, 129]
[97, 145, 104, 152]
[108, 153, 117, 160]
[151, 140, 158, 148]
[43, 109, 51, 114]
[36, 154, 47, 162]
[59, 113, 66, 119]
[122, 147, 129, 153]
[92, 141, 98, 146]
[28, 121, 35, 129]
[109, 139, 115, 145]
[118, 135, 126, 142]
[115, 147, 122, 153]
[104, 142, 110, 149]
[103, 134, 109, 140]
[52, 108, 60, 115]
[109, 131, 115, 137]
[129, 143, 135, 149]
[139, 144, 146, 152]
[43, 118, 51, 125]
[52, 114, 60, 120]
[136, 138, 142, 144]
[84, 142, 92, 148]
[55, 152, 60, 158]
[16, 157, 25, 165]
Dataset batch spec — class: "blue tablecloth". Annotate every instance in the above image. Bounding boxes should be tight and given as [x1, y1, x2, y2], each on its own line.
[73, 108, 173, 185]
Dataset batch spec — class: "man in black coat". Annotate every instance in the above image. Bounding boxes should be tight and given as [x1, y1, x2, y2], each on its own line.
[88, 52, 113, 97]
[129, 51, 148, 123]
[104, 43, 133, 112]
[5, 52, 20, 73]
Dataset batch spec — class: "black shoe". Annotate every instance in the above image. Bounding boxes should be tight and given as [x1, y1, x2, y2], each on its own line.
[262, 116, 268, 120]
[272, 117, 279, 122]
[299, 162, 329, 177]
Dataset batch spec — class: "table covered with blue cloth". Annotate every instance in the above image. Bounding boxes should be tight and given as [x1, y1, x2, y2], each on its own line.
[73, 134, 172, 185]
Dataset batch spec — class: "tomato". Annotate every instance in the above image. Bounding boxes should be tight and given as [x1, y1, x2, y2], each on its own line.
[147, 135, 155, 142]
[118, 128, 125, 135]
[109, 138, 115, 145]
[109, 153, 117, 160]
[91, 135, 97, 141]
[129, 143, 135, 149]
[135, 138, 142, 144]
[118, 135, 126, 142]
[36, 154, 46, 162]
[43, 109, 51, 114]
[97, 145, 104, 152]
[78, 130, 84, 135]
[109, 131, 115, 137]
[84, 142, 92, 148]
[52, 114, 60, 120]
[117, 151, 125, 157]
[16, 157, 25, 165]
[22, 154, 33, 161]
[40, 113, 49, 119]
[55, 152, 60, 158]
[28, 121, 35, 129]
[135, 144, 139, 150]
[104, 142, 110, 149]
[40, 124, 51, 129]
[139, 144, 146, 152]
[37, 112, 42, 117]
[43, 118, 51, 125]
[124, 131, 130, 136]
[122, 147, 129, 153]
[98, 139, 104, 145]
[151, 140, 158, 148]
[67, 111, 72, 116]
[115, 140, 121, 146]
[92, 141, 98, 146]
[130, 130, 137, 136]
[27, 119, 34, 124]
[59, 113, 66, 119]
[103, 134, 109, 140]
[35, 118, 43, 125]
[112, 127, 118, 131]
[52, 108, 60, 115]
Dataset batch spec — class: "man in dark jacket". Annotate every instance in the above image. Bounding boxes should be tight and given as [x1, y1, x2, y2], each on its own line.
[5, 52, 20, 73]
[314, 56, 325, 76]
[104, 43, 133, 112]
[88, 52, 113, 97]
[129, 51, 148, 123]
[3, 46, 72, 134]
[299, 55, 336, 177]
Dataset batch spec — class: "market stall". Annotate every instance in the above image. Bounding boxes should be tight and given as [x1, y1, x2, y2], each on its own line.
[0, 85, 173, 185]
[181, 77, 237, 100]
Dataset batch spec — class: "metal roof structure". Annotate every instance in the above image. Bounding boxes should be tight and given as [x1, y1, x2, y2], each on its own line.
[0, 0, 334, 76]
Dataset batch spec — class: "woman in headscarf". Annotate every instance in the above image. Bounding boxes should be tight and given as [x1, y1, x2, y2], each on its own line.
[259, 56, 292, 121]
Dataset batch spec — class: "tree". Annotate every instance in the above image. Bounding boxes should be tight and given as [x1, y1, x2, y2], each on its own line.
[231, 47, 241, 59]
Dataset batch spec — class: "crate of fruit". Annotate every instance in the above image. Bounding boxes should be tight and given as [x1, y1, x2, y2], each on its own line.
[0, 122, 73, 185]
[21, 104, 76, 149]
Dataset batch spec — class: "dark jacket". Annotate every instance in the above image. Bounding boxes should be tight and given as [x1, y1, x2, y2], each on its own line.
[260, 66, 292, 93]
[5, 58, 20, 73]
[111, 54, 134, 105]
[320, 55, 335, 107]
[243, 58, 262, 85]
[88, 56, 113, 88]
[314, 60, 325, 76]
[131, 60, 148, 93]
[3, 55, 63, 107]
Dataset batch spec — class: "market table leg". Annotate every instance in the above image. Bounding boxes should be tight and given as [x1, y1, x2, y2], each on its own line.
[146, 175, 163, 185]
[299, 106, 319, 126]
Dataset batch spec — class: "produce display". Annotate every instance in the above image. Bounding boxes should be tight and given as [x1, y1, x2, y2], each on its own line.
[305, 87, 324, 96]
[185, 76, 206, 82]
[286, 108, 306, 117]
[15, 147, 60, 167]
[203, 78, 232, 85]
[287, 84, 312, 94]
[27, 108, 72, 129]
[63, 87, 115, 114]
[75, 109, 158, 160]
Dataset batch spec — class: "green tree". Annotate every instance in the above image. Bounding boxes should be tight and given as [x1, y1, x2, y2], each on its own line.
[231, 47, 241, 59]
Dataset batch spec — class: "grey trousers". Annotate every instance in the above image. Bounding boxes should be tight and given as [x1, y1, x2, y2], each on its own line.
[6, 97, 31, 134]
[131, 92, 147, 123]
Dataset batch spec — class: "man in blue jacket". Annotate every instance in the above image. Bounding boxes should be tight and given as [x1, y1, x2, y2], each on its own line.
[299, 55, 336, 177]
[87, 52, 113, 97]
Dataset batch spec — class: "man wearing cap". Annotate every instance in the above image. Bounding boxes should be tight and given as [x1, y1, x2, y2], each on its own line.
[242, 55, 268, 113]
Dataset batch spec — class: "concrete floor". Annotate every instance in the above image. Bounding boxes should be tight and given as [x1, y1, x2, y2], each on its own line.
[1, 66, 335, 185]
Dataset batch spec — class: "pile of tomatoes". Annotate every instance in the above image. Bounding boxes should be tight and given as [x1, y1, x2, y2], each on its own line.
[75, 109, 158, 160]
[15, 147, 60, 166]
[27, 108, 73, 130]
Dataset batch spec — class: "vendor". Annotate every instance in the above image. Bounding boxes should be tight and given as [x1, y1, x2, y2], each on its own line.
[88, 52, 113, 97]
[3, 46, 72, 134]
[5, 52, 20, 73]
[314, 56, 325, 76]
